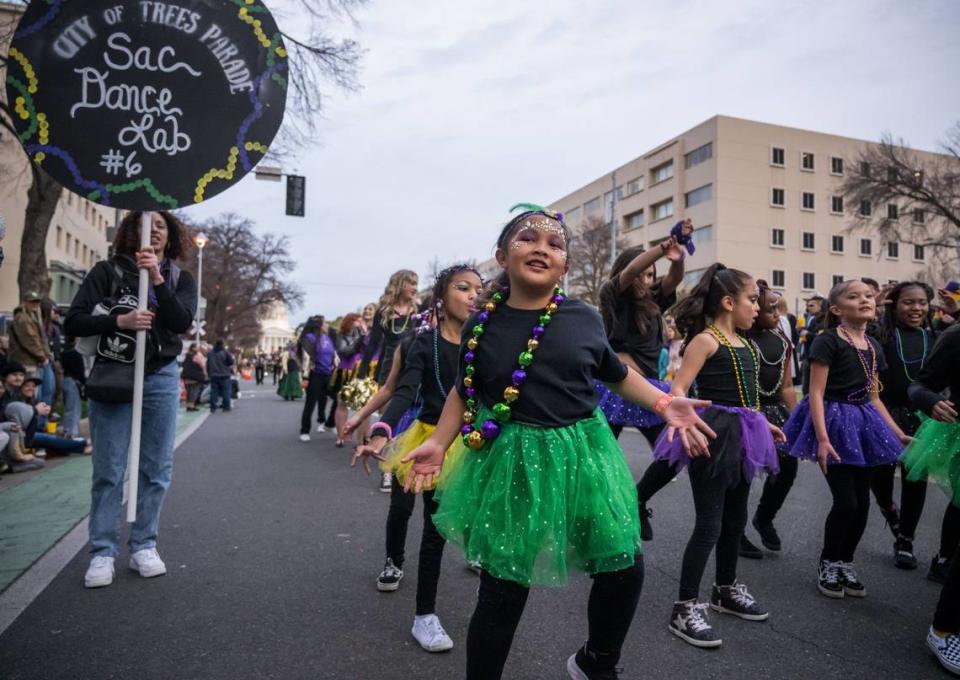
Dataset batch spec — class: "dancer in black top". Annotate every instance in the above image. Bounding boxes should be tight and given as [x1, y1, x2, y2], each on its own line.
[359, 269, 419, 385]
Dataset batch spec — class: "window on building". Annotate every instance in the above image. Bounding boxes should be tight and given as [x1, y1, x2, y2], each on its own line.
[651, 198, 674, 222]
[74, 240, 79, 258]
[802, 232, 815, 250]
[831, 235, 845, 253]
[833, 274, 844, 286]
[651, 160, 674, 184]
[56, 225, 62, 249]
[887, 242, 899, 259]
[913, 209, 925, 224]
[626, 176, 644, 195]
[685, 184, 713, 208]
[861, 161, 871, 176]
[66, 233, 73, 252]
[771, 147, 785, 166]
[693, 225, 713, 244]
[860, 200, 872, 216]
[831, 196, 844, 214]
[771, 188, 785, 207]
[887, 166, 899, 182]
[801, 152, 815, 171]
[565, 206, 581, 226]
[83, 245, 88, 262]
[914, 245, 925, 261]
[84, 203, 89, 220]
[887, 203, 899, 219]
[860, 238, 873, 256]
[831, 157, 844, 175]
[583, 197, 602, 218]
[771, 228, 785, 247]
[772, 270, 786, 288]
[625, 210, 644, 230]
[802, 192, 815, 210]
[684, 143, 713, 169]
[802, 272, 816, 290]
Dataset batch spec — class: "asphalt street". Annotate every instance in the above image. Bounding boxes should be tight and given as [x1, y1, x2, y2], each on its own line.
[0, 380, 951, 679]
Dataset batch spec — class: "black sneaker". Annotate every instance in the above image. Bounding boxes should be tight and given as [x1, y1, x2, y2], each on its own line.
[879, 503, 900, 538]
[928, 554, 951, 584]
[668, 600, 722, 648]
[752, 514, 782, 551]
[893, 536, 918, 570]
[817, 560, 844, 599]
[710, 582, 769, 621]
[565, 646, 622, 679]
[739, 534, 764, 560]
[639, 502, 653, 542]
[837, 561, 867, 597]
[376, 558, 403, 592]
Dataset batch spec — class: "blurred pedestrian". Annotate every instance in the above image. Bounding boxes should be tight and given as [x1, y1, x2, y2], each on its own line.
[207, 340, 234, 412]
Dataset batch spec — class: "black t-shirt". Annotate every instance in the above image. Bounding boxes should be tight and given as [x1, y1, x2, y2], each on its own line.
[380, 330, 458, 428]
[358, 308, 413, 384]
[808, 328, 887, 404]
[908, 325, 960, 415]
[696, 342, 759, 407]
[750, 330, 790, 406]
[606, 287, 676, 377]
[455, 299, 628, 427]
[879, 327, 935, 408]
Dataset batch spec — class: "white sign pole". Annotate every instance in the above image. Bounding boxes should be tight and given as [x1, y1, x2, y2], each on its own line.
[126, 211, 152, 523]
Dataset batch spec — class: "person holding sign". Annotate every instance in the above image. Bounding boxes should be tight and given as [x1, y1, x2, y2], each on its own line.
[66, 211, 197, 589]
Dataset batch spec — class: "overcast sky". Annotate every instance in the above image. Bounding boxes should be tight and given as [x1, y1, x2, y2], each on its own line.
[182, 0, 960, 323]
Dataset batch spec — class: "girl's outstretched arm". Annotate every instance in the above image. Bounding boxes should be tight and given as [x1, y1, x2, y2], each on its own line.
[808, 362, 840, 474]
[400, 390, 466, 493]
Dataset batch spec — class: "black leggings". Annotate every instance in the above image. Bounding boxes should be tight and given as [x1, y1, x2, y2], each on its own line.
[934, 503, 960, 633]
[822, 465, 872, 562]
[466, 556, 644, 680]
[385, 478, 446, 615]
[869, 462, 928, 539]
[940, 502, 960, 559]
[678, 461, 749, 601]
[755, 453, 799, 524]
[300, 372, 330, 434]
[608, 422, 677, 507]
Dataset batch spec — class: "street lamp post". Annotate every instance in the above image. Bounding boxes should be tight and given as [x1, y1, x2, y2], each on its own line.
[194, 232, 207, 346]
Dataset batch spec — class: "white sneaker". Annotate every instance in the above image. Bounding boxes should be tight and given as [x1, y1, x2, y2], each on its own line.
[380, 472, 393, 493]
[412, 614, 454, 652]
[129, 548, 167, 578]
[928, 626, 960, 675]
[299, 434, 311, 442]
[84, 555, 115, 588]
[316, 424, 326, 433]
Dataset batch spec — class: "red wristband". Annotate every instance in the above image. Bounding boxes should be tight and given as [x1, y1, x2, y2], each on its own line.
[653, 394, 674, 415]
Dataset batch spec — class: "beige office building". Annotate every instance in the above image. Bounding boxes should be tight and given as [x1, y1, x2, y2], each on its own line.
[542, 115, 947, 310]
[0, 2, 114, 316]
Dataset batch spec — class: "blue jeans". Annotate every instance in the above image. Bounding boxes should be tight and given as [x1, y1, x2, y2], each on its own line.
[37, 361, 56, 429]
[88, 360, 180, 557]
[30, 432, 85, 454]
[62, 376, 82, 437]
[209, 376, 232, 411]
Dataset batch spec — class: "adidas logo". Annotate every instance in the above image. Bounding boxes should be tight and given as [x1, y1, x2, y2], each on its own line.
[107, 336, 129, 354]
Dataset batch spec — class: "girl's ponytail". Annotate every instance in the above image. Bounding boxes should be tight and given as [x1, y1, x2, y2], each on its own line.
[671, 263, 751, 353]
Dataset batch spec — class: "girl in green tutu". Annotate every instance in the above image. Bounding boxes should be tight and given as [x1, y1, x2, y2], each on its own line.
[276, 344, 303, 400]
[902, 324, 960, 673]
[400, 204, 715, 680]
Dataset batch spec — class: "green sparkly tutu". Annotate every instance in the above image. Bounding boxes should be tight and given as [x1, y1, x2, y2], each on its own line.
[432, 408, 641, 587]
[901, 415, 960, 505]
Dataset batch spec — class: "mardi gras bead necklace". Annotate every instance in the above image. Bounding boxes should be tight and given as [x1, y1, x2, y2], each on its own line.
[460, 286, 565, 449]
[750, 329, 788, 398]
[707, 324, 760, 409]
[433, 327, 450, 400]
[894, 326, 928, 383]
[837, 325, 880, 400]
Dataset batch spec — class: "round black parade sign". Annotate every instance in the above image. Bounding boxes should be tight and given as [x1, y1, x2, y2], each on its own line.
[5, 0, 287, 210]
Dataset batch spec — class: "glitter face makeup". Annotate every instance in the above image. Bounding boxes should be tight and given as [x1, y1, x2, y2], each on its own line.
[508, 218, 568, 262]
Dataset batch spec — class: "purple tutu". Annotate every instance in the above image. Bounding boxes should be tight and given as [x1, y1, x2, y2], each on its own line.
[596, 378, 670, 429]
[653, 405, 779, 482]
[783, 396, 902, 466]
[395, 405, 422, 437]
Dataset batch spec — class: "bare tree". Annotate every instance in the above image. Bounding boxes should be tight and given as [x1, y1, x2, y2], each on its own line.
[840, 125, 960, 267]
[566, 217, 619, 306]
[182, 213, 304, 348]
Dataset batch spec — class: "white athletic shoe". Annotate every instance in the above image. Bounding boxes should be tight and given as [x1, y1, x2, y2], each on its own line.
[129, 548, 167, 578]
[412, 614, 454, 652]
[316, 424, 326, 433]
[84, 555, 115, 588]
[299, 434, 311, 442]
[380, 472, 393, 493]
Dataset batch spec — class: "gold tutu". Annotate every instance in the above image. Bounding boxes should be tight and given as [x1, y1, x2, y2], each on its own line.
[380, 420, 462, 491]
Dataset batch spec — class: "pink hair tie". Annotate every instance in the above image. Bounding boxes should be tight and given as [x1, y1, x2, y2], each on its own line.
[368, 422, 393, 440]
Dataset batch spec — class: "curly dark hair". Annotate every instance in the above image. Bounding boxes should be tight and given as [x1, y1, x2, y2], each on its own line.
[113, 211, 190, 260]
